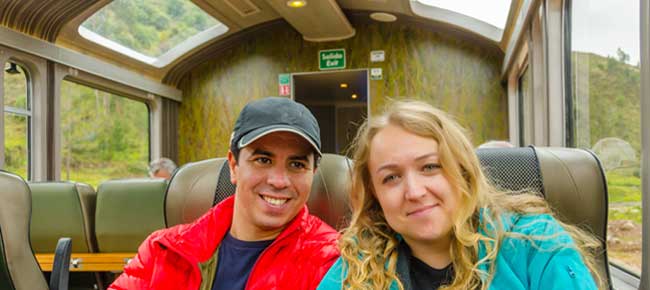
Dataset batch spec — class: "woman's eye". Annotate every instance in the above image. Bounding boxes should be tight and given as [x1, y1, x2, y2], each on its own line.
[423, 163, 441, 172]
[382, 174, 398, 184]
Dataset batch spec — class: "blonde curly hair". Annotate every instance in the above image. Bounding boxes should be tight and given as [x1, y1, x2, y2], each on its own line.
[338, 100, 604, 289]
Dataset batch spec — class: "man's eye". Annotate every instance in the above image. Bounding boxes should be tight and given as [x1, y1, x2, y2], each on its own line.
[382, 174, 399, 184]
[255, 157, 271, 165]
[423, 163, 441, 172]
[290, 161, 307, 169]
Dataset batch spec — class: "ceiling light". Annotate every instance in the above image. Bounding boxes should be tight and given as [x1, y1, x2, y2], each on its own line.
[351, 94, 358, 100]
[287, 0, 307, 8]
[340, 83, 348, 88]
[370, 12, 397, 22]
[4, 62, 20, 75]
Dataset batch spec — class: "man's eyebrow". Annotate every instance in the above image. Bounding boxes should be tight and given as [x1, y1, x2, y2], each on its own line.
[251, 149, 273, 157]
[289, 155, 310, 162]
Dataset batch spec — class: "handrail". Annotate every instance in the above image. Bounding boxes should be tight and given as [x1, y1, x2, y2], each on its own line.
[36, 253, 135, 272]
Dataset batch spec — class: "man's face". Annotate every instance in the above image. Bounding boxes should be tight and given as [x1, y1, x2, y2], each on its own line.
[152, 168, 172, 180]
[228, 131, 316, 241]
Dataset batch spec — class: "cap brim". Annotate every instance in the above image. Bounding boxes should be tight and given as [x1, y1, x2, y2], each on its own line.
[238, 125, 322, 156]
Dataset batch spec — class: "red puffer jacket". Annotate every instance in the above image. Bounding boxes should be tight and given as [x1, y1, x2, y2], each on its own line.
[108, 196, 340, 290]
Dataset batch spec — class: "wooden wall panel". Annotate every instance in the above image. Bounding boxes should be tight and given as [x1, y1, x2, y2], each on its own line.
[178, 21, 507, 164]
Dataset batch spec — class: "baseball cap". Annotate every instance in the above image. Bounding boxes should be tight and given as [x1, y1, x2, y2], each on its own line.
[230, 97, 321, 155]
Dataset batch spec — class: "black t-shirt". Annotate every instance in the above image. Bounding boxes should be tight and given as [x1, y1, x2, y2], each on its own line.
[211, 232, 274, 290]
[408, 252, 454, 289]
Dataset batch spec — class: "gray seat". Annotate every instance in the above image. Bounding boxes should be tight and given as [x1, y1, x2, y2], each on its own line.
[0, 170, 49, 290]
[29, 182, 97, 254]
[29, 182, 101, 290]
[477, 146, 610, 287]
[165, 154, 353, 229]
[95, 179, 167, 253]
[165, 158, 227, 227]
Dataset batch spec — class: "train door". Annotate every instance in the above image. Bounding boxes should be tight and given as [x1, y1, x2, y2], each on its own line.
[292, 70, 368, 156]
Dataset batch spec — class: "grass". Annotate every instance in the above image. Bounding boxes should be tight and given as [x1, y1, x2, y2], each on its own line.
[606, 172, 641, 203]
[610, 205, 642, 224]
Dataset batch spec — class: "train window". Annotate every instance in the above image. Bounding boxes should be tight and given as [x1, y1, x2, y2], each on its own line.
[60, 80, 150, 188]
[3, 62, 31, 179]
[569, 0, 641, 275]
[78, 0, 226, 67]
[414, 0, 512, 29]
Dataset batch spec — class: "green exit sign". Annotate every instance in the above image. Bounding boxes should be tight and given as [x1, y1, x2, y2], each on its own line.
[319, 49, 345, 70]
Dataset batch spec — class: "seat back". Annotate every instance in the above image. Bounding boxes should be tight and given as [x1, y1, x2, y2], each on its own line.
[477, 146, 610, 285]
[165, 154, 353, 229]
[95, 179, 167, 252]
[165, 158, 228, 227]
[29, 182, 97, 254]
[0, 171, 48, 290]
[308, 154, 352, 229]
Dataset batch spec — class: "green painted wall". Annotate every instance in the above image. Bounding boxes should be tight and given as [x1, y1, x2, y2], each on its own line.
[178, 21, 507, 164]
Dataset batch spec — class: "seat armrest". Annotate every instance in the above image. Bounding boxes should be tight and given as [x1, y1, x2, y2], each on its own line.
[49, 237, 71, 290]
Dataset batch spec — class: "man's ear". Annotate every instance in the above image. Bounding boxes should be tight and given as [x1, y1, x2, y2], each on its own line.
[227, 150, 237, 185]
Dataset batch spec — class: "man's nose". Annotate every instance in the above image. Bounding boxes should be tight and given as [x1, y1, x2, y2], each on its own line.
[267, 165, 290, 189]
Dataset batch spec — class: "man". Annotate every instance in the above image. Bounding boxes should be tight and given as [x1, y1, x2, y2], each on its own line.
[109, 97, 340, 290]
[148, 157, 177, 180]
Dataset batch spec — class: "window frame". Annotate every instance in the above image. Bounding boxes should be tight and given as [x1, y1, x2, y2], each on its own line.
[0, 51, 47, 181]
[56, 74, 153, 184]
[564, 0, 645, 285]
[53, 62, 161, 181]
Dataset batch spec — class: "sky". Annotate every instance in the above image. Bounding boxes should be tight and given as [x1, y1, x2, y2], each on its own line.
[416, 0, 512, 29]
[416, 1, 640, 65]
[571, 0, 640, 65]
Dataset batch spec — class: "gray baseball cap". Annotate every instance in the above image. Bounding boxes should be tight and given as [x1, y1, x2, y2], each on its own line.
[230, 97, 321, 155]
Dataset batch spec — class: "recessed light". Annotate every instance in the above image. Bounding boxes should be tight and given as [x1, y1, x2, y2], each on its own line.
[340, 83, 348, 88]
[287, 0, 307, 8]
[370, 12, 397, 22]
[351, 94, 358, 99]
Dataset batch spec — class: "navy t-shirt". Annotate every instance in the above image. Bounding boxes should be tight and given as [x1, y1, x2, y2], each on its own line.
[211, 232, 274, 290]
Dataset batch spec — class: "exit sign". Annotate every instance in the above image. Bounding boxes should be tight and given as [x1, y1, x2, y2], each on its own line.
[319, 49, 345, 70]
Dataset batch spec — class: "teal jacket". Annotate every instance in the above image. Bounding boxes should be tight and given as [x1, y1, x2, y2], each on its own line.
[317, 213, 597, 290]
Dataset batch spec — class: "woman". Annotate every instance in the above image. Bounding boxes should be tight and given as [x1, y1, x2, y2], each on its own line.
[318, 100, 602, 290]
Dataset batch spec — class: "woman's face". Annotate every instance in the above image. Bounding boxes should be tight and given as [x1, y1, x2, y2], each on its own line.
[368, 124, 459, 247]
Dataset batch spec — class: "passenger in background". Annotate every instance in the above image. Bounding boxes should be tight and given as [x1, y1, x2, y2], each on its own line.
[110, 97, 339, 290]
[477, 140, 515, 149]
[318, 100, 602, 290]
[148, 157, 177, 180]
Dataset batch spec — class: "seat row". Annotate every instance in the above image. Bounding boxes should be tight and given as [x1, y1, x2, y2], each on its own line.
[0, 148, 611, 289]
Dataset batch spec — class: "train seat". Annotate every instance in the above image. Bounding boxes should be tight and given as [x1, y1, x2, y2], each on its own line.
[165, 158, 227, 227]
[29, 182, 101, 289]
[29, 182, 97, 255]
[95, 179, 167, 253]
[0, 171, 50, 290]
[476, 146, 610, 286]
[165, 154, 353, 229]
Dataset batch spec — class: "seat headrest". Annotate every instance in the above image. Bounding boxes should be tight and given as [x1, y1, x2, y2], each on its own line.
[477, 147, 609, 283]
[165, 158, 227, 227]
[96, 179, 167, 252]
[308, 154, 352, 229]
[165, 154, 353, 229]
[29, 182, 97, 253]
[0, 171, 48, 290]
[476, 147, 544, 195]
